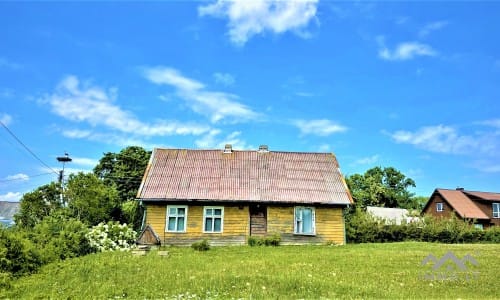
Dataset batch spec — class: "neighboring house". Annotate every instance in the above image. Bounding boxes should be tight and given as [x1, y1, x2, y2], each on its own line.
[0, 201, 20, 227]
[136, 145, 353, 246]
[422, 188, 500, 229]
[366, 206, 418, 225]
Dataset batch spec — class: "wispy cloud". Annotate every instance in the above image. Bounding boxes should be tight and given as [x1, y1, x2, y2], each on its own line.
[418, 21, 449, 38]
[389, 124, 499, 155]
[143, 66, 260, 123]
[71, 157, 98, 167]
[0, 191, 22, 202]
[0, 57, 22, 70]
[353, 155, 380, 165]
[198, 0, 318, 46]
[5, 173, 29, 181]
[293, 119, 347, 136]
[377, 36, 437, 61]
[43, 75, 211, 139]
[195, 129, 250, 150]
[213, 72, 235, 86]
[0, 113, 12, 125]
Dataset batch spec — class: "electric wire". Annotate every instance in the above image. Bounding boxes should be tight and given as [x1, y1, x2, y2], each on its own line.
[0, 172, 55, 183]
[0, 120, 59, 175]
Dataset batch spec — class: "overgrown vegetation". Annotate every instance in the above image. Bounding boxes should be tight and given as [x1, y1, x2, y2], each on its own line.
[346, 208, 500, 243]
[247, 233, 281, 246]
[191, 239, 210, 251]
[2, 243, 499, 299]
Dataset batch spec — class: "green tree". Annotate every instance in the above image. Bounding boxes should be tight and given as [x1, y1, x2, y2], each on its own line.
[65, 172, 119, 226]
[346, 166, 416, 209]
[93, 146, 151, 228]
[14, 182, 63, 229]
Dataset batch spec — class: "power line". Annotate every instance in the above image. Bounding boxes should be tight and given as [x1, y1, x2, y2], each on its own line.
[0, 172, 55, 183]
[0, 120, 59, 175]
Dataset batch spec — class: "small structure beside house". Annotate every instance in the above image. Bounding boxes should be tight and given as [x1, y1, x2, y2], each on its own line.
[0, 201, 20, 227]
[422, 188, 500, 229]
[366, 206, 418, 225]
[136, 145, 353, 246]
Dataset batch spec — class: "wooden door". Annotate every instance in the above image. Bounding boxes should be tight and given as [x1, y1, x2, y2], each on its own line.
[250, 205, 267, 236]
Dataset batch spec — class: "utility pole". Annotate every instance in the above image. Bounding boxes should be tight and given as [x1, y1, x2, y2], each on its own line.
[57, 152, 72, 206]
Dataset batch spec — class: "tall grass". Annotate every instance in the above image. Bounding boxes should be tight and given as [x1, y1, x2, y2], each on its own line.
[2, 242, 498, 299]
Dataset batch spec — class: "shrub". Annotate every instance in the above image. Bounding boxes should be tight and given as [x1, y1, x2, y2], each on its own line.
[247, 233, 281, 246]
[191, 239, 210, 251]
[0, 228, 43, 277]
[29, 214, 92, 262]
[346, 208, 500, 244]
[87, 221, 137, 252]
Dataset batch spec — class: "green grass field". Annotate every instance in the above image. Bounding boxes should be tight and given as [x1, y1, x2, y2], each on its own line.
[1, 242, 498, 299]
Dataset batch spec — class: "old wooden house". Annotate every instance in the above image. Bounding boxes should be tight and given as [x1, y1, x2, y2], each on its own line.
[136, 145, 353, 246]
[422, 188, 500, 229]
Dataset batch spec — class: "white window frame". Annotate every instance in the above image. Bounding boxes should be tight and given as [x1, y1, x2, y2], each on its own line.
[493, 203, 500, 218]
[436, 202, 444, 212]
[165, 205, 188, 233]
[474, 223, 484, 230]
[294, 206, 316, 235]
[203, 206, 224, 233]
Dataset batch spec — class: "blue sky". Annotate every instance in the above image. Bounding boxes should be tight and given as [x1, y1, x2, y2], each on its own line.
[1, 1, 500, 202]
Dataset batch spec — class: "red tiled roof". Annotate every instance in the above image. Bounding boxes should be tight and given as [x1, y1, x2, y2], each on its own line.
[436, 189, 489, 219]
[137, 148, 353, 205]
[463, 191, 500, 201]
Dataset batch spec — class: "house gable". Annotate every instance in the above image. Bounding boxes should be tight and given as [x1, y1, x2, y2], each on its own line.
[422, 189, 497, 225]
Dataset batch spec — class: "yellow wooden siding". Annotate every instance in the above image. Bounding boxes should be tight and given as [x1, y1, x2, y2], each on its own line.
[145, 204, 249, 246]
[145, 204, 345, 245]
[315, 207, 344, 245]
[267, 206, 345, 245]
[267, 206, 294, 233]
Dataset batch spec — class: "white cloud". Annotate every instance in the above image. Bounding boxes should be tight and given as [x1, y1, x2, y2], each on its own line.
[0, 57, 22, 70]
[377, 36, 437, 61]
[198, 0, 318, 46]
[0, 113, 12, 125]
[379, 42, 436, 61]
[44, 75, 210, 137]
[144, 67, 204, 90]
[195, 129, 249, 150]
[353, 155, 379, 165]
[478, 119, 500, 129]
[213, 72, 235, 86]
[293, 119, 347, 136]
[0, 192, 22, 202]
[389, 124, 498, 155]
[418, 21, 448, 38]
[317, 144, 331, 152]
[62, 129, 92, 139]
[71, 157, 98, 167]
[5, 173, 29, 181]
[143, 67, 260, 123]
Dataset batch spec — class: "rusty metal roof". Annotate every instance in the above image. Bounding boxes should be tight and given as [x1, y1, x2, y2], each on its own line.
[137, 148, 353, 205]
[435, 189, 490, 219]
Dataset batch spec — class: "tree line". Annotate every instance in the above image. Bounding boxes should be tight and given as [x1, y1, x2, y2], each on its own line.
[15, 146, 151, 231]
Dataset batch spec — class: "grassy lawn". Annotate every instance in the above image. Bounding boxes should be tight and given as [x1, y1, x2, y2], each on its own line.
[1, 242, 498, 299]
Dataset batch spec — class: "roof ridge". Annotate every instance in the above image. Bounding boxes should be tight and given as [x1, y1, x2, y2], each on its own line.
[153, 147, 335, 155]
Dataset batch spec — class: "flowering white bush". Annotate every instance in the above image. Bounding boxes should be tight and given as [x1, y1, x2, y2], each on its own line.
[86, 221, 137, 252]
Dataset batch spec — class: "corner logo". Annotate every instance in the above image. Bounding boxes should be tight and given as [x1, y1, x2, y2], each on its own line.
[420, 251, 479, 281]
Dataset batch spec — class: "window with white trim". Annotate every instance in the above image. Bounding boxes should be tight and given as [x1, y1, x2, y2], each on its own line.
[204, 207, 223, 233]
[493, 203, 500, 218]
[436, 202, 444, 212]
[294, 207, 315, 235]
[166, 205, 187, 232]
